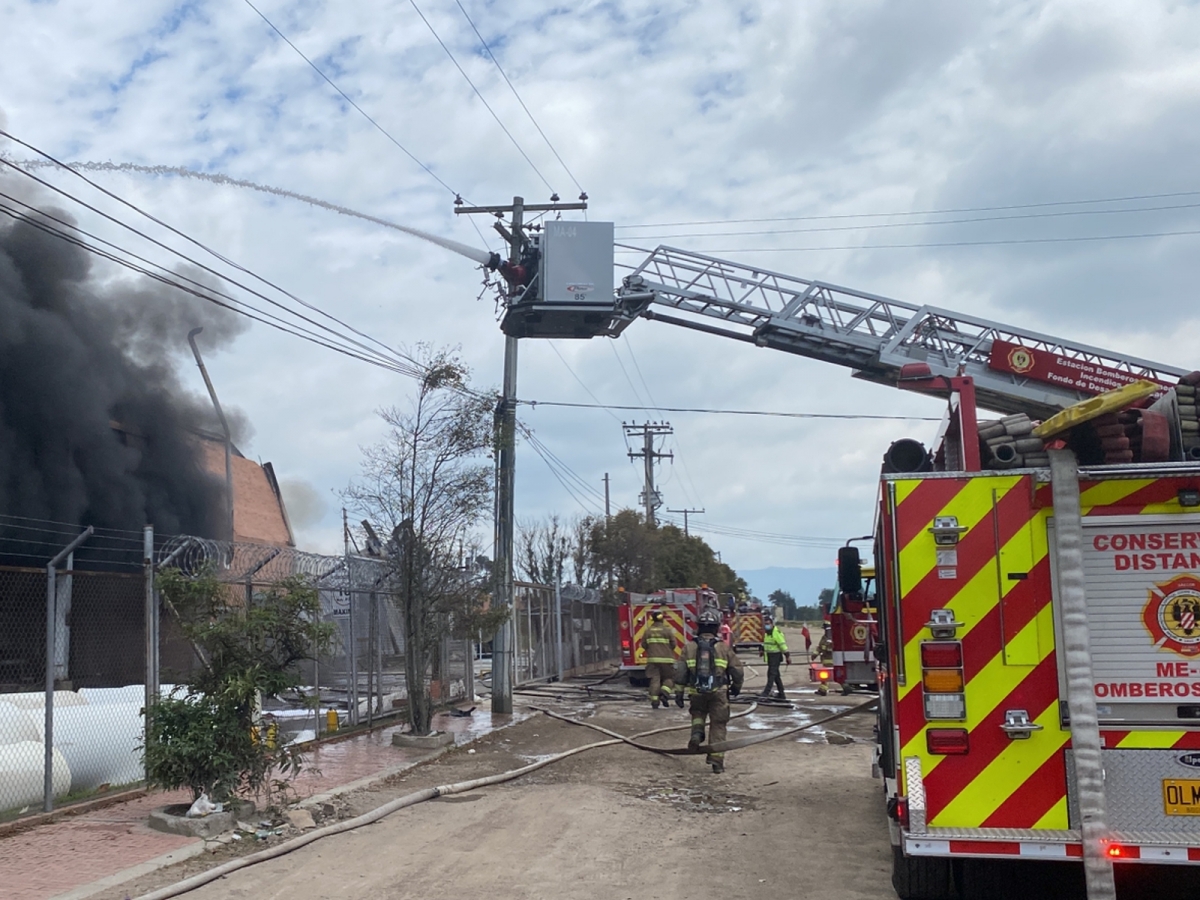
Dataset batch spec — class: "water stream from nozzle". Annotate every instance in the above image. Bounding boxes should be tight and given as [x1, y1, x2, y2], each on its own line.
[11, 160, 494, 265]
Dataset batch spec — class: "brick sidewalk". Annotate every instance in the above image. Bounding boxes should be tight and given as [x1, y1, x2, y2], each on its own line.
[2, 708, 514, 900]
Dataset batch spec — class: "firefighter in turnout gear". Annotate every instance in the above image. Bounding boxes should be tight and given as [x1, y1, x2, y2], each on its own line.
[642, 608, 679, 708]
[674, 609, 744, 773]
[760, 615, 791, 700]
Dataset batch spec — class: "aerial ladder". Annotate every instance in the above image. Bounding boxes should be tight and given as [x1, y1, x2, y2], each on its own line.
[485, 225, 1200, 898]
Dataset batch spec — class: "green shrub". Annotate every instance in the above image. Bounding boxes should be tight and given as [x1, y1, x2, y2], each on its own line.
[143, 569, 335, 802]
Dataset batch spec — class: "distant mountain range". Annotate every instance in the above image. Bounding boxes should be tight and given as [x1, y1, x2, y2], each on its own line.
[740, 567, 836, 605]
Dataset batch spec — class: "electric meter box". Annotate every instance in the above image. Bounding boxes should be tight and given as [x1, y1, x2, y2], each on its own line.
[538, 221, 614, 306]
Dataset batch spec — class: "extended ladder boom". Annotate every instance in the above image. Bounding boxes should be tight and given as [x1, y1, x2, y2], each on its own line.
[610, 245, 1185, 418]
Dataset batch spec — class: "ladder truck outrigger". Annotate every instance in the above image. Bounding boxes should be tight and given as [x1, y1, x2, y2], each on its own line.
[480, 219, 1200, 898]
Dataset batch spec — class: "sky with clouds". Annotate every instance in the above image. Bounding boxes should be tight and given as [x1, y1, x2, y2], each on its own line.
[2, 0, 1199, 578]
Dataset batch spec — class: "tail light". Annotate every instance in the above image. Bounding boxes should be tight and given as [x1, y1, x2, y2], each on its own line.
[921, 639, 966, 721]
[818, 669, 831, 682]
[621, 639, 631, 651]
[926, 728, 969, 755]
[887, 795, 910, 828]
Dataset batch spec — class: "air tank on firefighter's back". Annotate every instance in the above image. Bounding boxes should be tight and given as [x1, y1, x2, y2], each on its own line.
[882, 439, 932, 474]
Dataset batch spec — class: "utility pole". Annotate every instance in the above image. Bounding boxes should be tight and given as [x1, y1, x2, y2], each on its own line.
[456, 194, 586, 714]
[667, 507, 705, 536]
[624, 422, 673, 527]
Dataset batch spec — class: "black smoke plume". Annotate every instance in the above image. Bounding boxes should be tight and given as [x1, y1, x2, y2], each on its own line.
[0, 176, 248, 556]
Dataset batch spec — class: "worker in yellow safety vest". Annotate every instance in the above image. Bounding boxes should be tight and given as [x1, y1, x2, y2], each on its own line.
[642, 608, 679, 709]
[674, 609, 745, 774]
[760, 615, 791, 701]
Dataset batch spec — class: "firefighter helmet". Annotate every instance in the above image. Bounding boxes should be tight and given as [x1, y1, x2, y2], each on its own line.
[651, 608, 665, 620]
[698, 609, 722, 632]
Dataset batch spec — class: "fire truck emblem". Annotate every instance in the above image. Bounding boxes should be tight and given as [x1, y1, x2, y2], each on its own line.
[1006, 346, 1035, 374]
[1142, 575, 1200, 657]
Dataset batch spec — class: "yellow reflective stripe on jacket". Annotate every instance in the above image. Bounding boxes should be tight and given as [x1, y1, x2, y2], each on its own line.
[685, 658, 729, 669]
[762, 627, 788, 654]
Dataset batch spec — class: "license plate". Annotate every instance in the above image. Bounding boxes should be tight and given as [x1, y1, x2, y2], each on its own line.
[1163, 779, 1200, 816]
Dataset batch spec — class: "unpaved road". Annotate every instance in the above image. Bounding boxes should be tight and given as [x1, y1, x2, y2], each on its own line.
[101, 657, 891, 900]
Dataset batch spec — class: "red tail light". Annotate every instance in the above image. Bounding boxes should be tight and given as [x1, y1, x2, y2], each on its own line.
[818, 669, 830, 681]
[921, 641, 963, 669]
[621, 639, 631, 650]
[926, 728, 970, 755]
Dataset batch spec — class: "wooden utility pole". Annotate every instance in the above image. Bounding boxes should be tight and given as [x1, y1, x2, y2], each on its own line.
[623, 422, 673, 527]
[455, 194, 586, 715]
[667, 507, 705, 536]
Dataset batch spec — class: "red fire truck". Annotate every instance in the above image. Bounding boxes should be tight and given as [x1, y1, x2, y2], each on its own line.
[810, 555, 880, 695]
[617, 587, 715, 685]
[485, 233, 1200, 895]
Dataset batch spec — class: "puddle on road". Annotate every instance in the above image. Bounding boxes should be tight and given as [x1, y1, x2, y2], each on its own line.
[632, 786, 756, 814]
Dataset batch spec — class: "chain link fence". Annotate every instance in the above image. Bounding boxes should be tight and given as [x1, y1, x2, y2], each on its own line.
[512, 582, 620, 686]
[0, 528, 474, 819]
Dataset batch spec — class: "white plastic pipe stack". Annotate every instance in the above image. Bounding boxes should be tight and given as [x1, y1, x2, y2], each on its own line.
[0, 702, 40, 745]
[2, 690, 89, 710]
[37, 703, 145, 791]
[0, 741, 71, 810]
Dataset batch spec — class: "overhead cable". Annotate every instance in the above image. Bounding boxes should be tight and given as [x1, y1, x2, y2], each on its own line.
[614, 188, 1200, 229]
[241, 0, 459, 196]
[611, 228, 1200, 253]
[453, 0, 584, 194]
[0, 167, 419, 376]
[0, 200, 420, 377]
[0, 133, 427, 374]
[520, 399, 940, 421]
[407, 0, 555, 193]
[620, 199, 1200, 240]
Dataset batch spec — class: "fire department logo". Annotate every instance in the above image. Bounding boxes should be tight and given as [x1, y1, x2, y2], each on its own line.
[1142, 575, 1200, 657]
[1007, 346, 1036, 374]
[850, 623, 869, 644]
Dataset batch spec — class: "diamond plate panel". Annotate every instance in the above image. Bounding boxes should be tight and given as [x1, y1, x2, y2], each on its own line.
[905, 756, 927, 833]
[1102, 749, 1200, 833]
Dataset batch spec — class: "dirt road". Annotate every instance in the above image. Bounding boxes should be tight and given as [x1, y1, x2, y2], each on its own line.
[100, 652, 891, 900]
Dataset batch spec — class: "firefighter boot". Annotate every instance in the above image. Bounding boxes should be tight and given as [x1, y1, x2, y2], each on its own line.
[651, 699, 660, 709]
[688, 720, 706, 751]
[659, 693, 671, 708]
[711, 760, 725, 774]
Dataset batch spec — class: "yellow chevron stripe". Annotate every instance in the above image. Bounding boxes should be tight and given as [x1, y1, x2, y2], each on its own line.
[1115, 731, 1189, 749]
[1033, 796, 1069, 830]
[896, 501, 1051, 709]
[896, 476, 1022, 596]
[1079, 478, 1151, 511]
[930, 704, 1067, 827]
[901, 605, 1059, 771]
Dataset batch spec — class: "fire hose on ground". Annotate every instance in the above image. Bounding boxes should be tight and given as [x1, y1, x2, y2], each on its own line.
[131, 698, 877, 900]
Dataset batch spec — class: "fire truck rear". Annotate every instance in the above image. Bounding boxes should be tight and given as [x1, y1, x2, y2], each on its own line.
[617, 588, 710, 685]
[874, 371, 1200, 897]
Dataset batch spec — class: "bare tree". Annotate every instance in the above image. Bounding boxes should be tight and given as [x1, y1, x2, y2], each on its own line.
[344, 348, 498, 735]
[516, 514, 571, 585]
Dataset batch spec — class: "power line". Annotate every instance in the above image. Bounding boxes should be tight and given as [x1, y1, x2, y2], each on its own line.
[519, 400, 940, 421]
[614, 188, 1200, 229]
[545, 342, 622, 424]
[407, 0, 554, 193]
[606, 339, 649, 407]
[0, 133, 426, 374]
[0, 199, 420, 377]
[620, 334, 702, 508]
[620, 200, 1200, 240]
[453, 0, 584, 195]
[0, 163, 420, 376]
[611, 227, 1200, 253]
[241, 0, 459, 197]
